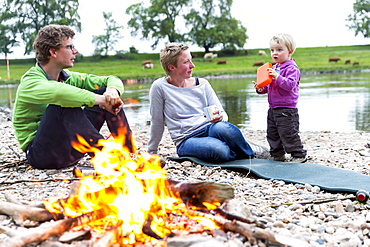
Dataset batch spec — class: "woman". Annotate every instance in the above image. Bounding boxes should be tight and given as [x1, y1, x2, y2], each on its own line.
[147, 43, 256, 162]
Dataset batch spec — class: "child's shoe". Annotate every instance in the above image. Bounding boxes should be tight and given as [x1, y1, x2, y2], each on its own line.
[290, 156, 307, 163]
[272, 155, 286, 162]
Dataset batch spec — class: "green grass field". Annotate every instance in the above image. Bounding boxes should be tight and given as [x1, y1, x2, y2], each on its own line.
[0, 45, 369, 83]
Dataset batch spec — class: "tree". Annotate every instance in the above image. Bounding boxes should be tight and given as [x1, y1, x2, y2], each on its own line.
[347, 0, 370, 38]
[0, 24, 19, 59]
[126, 0, 191, 49]
[184, 0, 247, 53]
[0, 0, 81, 55]
[126, 0, 248, 53]
[92, 12, 123, 56]
[0, 9, 19, 59]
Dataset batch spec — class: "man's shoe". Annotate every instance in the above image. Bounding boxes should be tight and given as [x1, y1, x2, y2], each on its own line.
[272, 155, 286, 162]
[290, 156, 307, 163]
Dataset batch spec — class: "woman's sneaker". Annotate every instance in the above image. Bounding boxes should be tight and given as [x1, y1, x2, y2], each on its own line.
[290, 156, 307, 163]
[249, 142, 271, 159]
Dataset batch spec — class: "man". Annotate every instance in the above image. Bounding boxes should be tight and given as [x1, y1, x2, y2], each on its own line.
[12, 24, 133, 169]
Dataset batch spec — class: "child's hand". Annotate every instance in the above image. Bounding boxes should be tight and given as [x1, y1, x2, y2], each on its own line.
[267, 68, 279, 79]
[252, 81, 264, 92]
[252, 81, 258, 88]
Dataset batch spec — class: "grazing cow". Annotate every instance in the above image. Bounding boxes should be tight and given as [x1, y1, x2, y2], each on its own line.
[253, 61, 264, 67]
[142, 63, 154, 69]
[217, 60, 227, 65]
[191, 53, 198, 58]
[258, 50, 267, 56]
[329, 57, 341, 62]
[141, 60, 152, 66]
[142, 60, 154, 69]
[204, 53, 213, 59]
[345, 59, 351, 64]
[203, 52, 218, 59]
[353, 62, 360, 66]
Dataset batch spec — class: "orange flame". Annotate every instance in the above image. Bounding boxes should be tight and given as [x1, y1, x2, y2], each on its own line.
[43, 131, 218, 245]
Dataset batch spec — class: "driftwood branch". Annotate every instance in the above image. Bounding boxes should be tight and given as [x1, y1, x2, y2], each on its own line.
[0, 177, 80, 185]
[0, 208, 107, 247]
[185, 209, 309, 246]
[270, 195, 356, 207]
[214, 207, 263, 227]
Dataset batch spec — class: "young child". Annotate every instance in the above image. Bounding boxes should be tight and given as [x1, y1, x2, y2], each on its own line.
[253, 33, 307, 163]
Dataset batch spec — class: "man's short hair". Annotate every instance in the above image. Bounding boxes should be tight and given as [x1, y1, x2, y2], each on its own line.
[33, 24, 75, 64]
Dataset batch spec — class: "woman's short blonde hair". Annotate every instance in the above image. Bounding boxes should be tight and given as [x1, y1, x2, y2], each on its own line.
[270, 33, 296, 53]
[160, 43, 189, 75]
[33, 24, 75, 65]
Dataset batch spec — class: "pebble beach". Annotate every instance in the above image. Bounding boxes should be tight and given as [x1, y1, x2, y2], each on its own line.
[1, 107, 370, 246]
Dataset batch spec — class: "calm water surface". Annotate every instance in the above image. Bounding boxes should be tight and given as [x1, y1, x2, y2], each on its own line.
[2, 72, 370, 132]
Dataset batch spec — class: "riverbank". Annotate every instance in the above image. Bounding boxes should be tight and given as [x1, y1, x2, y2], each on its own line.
[200, 68, 370, 82]
[1, 108, 370, 246]
[1, 44, 370, 83]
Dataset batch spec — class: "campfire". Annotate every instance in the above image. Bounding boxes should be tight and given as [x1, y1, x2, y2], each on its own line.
[0, 132, 308, 246]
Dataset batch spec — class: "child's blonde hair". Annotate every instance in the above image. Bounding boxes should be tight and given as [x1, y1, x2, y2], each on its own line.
[270, 33, 296, 53]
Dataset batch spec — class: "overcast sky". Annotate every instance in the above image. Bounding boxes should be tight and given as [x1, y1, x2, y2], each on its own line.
[8, 0, 369, 59]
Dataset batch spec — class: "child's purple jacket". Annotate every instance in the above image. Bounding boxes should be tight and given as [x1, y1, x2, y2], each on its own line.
[257, 59, 300, 108]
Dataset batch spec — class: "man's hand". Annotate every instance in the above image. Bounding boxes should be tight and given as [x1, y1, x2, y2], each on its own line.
[103, 87, 121, 105]
[95, 91, 123, 115]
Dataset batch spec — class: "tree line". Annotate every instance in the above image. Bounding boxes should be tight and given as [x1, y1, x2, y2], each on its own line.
[0, 0, 368, 59]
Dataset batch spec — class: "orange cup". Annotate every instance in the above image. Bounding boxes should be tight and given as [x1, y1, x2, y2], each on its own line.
[256, 63, 272, 89]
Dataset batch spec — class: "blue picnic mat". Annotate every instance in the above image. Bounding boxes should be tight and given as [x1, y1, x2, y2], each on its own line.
[167, 156, 370, 194]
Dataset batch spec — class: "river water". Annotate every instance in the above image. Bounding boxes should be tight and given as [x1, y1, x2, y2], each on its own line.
[2, 72, 370, 132]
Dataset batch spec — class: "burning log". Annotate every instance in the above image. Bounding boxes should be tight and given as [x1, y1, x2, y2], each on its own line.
[0, 187, 308, 246]
[0, 201, 62, 224]
[167, 179, 235, 207]
[92, 228, 120, 247]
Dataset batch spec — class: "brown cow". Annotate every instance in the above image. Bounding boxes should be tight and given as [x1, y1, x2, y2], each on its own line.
[353, 62, 360, 66]
[142, 60, 154, 69]
[345, 60, 351, 65]
[217, 60, 227, 65]
[141, 60, 152, 66]
[329, 58, 341, 62]
[142, 63, 154, 69]
[253, 61, 264, 67]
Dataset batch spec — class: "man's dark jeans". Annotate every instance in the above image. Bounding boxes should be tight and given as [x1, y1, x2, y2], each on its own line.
[26, 90, 133, 169]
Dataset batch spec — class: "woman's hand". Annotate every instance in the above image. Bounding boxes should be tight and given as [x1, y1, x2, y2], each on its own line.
[210, 114, 223, 123]
[210, 109, 223, 123]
